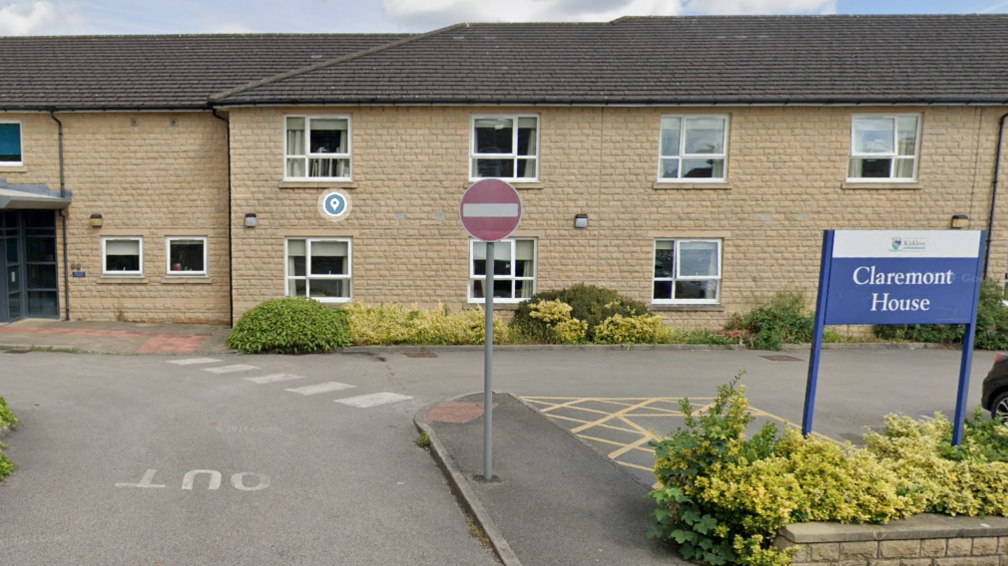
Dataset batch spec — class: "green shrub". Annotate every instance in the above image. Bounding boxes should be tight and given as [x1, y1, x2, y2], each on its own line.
[227, 297, 352, 354]
[594, 313, 672, 344]
[513, 284, 649, 343]
[875, 279, 1008, 350]
[341, 302, 508, 345]
[727, 292, 813, 350]
[525, 299, 588, 344]
[0, 396, 17, 429]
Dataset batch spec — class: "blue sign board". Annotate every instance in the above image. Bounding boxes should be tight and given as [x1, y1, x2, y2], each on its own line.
[804, 230, 985, 445]
[72, 271, 86, 278]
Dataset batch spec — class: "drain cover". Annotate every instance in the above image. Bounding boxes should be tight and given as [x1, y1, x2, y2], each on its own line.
[760, 354, 802, 362]
[405, 352, 438, 358]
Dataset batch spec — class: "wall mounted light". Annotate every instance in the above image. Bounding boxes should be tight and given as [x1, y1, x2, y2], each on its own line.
[950, 214, 970, 229]
[574, 214, 589, 229]
[89, 213, 103, 228]
[245, 213, 258, 228]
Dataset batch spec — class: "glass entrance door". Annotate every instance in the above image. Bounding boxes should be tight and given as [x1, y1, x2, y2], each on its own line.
[0, 211, 58, 322]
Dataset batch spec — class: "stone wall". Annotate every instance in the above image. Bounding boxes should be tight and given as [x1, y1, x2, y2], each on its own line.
[776, 514, 1008, 566]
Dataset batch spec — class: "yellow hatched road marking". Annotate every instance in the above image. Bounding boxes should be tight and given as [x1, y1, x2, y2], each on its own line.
[570, 399, 658, 434]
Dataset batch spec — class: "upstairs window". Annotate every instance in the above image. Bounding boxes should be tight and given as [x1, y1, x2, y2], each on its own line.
[470, 115, 539, 181]
[848, 115, 920, 181]
[0, 121, 22, 166]
[658, 116, 728, 181]
[285, 116, 351, 180]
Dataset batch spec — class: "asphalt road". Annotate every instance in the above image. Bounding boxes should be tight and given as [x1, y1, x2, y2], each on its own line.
[0, 347, 996, 564]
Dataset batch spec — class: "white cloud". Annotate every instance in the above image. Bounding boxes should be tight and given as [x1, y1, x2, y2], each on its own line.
[0, 1, 92, 35]
[384, 0, 836, 27]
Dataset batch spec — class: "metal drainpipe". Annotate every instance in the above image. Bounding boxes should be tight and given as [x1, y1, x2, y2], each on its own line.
[985, 112, 1008, 280]
[211, 108, 233, 326]
[49, 111, 70, 321]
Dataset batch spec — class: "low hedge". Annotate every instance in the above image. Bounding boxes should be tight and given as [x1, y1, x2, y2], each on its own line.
[227, 297, 352, 354]
[648, 376, 1008, 566]
[0, 396, 16, 479]
[512, 284, 651, 343]
[341, 302, 507, 345]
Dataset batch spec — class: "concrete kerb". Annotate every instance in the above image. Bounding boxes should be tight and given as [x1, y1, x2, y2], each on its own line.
[414, 392, 523, 566]
[0, 343, 99, 354]
[344, 341, 940, 356]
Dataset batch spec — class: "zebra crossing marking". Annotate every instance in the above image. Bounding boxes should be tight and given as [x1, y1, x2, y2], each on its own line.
[285, 382, 356, 396]
[336, 392, 413, 408]
[166, 358, 220, 366]
[203, 364, 259, 374]
[244, 373, 307, 384]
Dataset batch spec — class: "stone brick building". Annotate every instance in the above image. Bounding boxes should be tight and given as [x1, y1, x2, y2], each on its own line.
[1, 15, 1007, 328]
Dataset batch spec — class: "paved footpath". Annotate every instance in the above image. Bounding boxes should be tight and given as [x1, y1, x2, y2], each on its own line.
[0, 319, 230, 355]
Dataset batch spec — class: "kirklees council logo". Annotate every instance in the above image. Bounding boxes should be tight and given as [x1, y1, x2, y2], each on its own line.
[891, 236, 927, 252]
[317, 189, 351, 222]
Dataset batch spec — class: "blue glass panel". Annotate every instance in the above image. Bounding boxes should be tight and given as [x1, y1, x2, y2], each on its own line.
[0, 124, 21, 162]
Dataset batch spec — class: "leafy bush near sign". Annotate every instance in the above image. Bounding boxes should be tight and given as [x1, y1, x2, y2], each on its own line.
[512, 284, 651, 343]
[0, 396, 17, 480]
[875, 279, 1008, 350]
[226, 297, 352, 354]
[647, 376, 1008, 566]
[340, 302, 507, 346]
[726, 292, 815, 351]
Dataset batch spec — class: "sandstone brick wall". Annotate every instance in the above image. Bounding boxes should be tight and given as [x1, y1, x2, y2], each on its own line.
[785, 535, 1008, 566]
[228, 105, 1008, 328]
[2, 111, 230, 323]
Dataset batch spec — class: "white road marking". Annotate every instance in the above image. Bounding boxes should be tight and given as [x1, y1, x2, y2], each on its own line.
[166, 358, 220, 366]
[182, 469, 222, 490]
[462, 203, 519, 218]
[285, 381, 356, 396]
[336, 392, 413, 408]
[115, 469, 166, 488]
[203, 364, 259, 374]
[244, 373, 307, 384]
[231, 472, 270, 491]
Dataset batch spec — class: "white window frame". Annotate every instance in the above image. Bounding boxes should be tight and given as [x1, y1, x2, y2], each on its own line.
[283, 115, 352, 181]
[656, 115, 729, 183]
[847, 114, 921, 183]
[101, 236, 144, 277]
[165, 237, 208, 277]
[284, 237, 352, 303]
[651, 239, 722, 305]
[468, 238, 537, 304]
[469, 114, 540, 182]
[0, 120, 23, 167]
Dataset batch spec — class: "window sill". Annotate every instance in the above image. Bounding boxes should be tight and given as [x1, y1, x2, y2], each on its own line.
[653, 182, 732, 190]
[279, 181, 357, 190]
[841, 181, 920, 190]
[465, 302, 522, 310]
[163, 276, 212, 284]
[651, 304, 725, 312]
[98, 276, 148, 284]
[464, 181, 543, 190]
[0, 165, 27, 173]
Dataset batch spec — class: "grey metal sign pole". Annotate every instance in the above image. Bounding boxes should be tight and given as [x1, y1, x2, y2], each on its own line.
[484, 241, 494, 481]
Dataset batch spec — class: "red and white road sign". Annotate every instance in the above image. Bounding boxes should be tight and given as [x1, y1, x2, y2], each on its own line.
[459, 179, 523, 242]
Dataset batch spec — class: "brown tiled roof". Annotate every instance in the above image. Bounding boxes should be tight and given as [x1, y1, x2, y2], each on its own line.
[214, 15, 1008, 105]
[4, 15, 1008, 110]
[0, 33, 407, 110]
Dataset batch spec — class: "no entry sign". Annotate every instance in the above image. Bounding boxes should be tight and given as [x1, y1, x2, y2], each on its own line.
[459, 179, 522, 241]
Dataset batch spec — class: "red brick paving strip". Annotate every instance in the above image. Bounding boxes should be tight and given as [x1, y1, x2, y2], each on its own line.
[0, 327, 208, 354]
[426, 402, 499, 424]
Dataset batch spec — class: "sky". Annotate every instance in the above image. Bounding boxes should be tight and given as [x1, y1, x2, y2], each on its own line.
[1, 0, 1006, 36]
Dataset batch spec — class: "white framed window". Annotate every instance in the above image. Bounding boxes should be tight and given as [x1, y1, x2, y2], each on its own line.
[470, 115, 539, 181]
[285, 238, 351, 303]
[848, 115, 920, 181]
[652, 239, 721, 304]
[0, 120, 23, 166]
[166, 237, 208, 277]
[657, 115, 728, 182]
[468, 238, 536, 303]
[284, 115, 351, 180]
[102, 237, 143, 277]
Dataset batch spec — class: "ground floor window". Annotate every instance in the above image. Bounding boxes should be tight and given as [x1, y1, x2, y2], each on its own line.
[166, 237, 207, 276]
[285, 238, 351, 302]
[652, 239, 721, 304]
[469, 238, 536, 302]
[102, 237, 143, 276]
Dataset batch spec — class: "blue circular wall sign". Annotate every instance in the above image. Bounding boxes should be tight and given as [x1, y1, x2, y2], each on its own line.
[317, 190, 351, 222]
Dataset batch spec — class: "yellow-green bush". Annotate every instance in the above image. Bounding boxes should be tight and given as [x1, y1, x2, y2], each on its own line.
[527, 299, 588, 344]
[594, 312, 672, 344]
[342, 302, 507, 346]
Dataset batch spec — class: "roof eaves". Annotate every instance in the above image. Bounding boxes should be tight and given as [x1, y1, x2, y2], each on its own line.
[209, 23, 468, 103]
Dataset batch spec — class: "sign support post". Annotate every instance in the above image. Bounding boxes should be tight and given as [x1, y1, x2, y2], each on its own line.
[952, 236, 986, 445]
[803, 230, 834, 436]
[484, 241, 494, 480]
